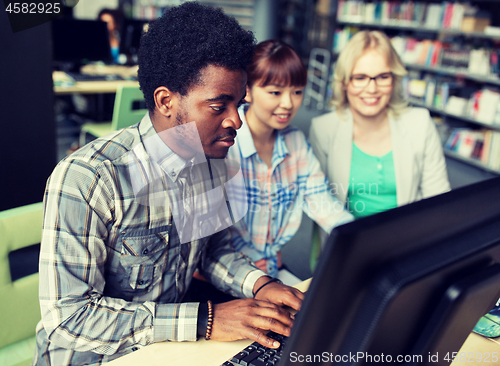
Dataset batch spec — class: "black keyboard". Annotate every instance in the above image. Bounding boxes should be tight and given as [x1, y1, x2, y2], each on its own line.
[222, 331, 287, 366]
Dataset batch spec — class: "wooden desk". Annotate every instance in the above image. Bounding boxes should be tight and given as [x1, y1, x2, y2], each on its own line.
[53, 66, 139, 95]
[107, 279, 500, 366]
[451, 334, 500, 365]
[54, 80, 139, 95]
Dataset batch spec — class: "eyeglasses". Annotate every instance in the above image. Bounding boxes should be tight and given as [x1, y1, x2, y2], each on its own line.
[349, 72, 393, 88]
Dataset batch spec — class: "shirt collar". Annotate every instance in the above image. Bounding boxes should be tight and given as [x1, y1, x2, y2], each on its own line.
[236, 104, 290, 161]
[237, 104, 258, 159]
[139, 113, 204, 182]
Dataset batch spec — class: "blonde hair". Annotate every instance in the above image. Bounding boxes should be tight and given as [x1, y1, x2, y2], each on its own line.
[331, 30, 408, 118]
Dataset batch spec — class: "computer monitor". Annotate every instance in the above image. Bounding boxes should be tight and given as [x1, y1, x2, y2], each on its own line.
[281, 176, 500, 366]
[119, 18, 148, 65]
[51, 18, 112, 72]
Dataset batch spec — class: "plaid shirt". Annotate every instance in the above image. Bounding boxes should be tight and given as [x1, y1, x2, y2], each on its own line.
[34, 113, 264, 366]
[228, 105, 354, 277]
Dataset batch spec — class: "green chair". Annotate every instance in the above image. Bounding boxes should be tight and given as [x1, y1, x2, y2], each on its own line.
[0, 203, 43, 366]
[309, 221, 322, 274]
[79, 85, 147, 146]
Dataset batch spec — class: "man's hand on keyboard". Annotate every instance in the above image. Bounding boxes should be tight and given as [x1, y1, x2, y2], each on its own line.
[210, 278, 304, 349]
[253, 279, 304, 313]
[212, 298, 296, 349]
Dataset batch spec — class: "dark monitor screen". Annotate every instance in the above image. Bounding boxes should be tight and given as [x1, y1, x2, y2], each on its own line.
[51, 18, 112, 67]
[281, 177, 500, 366]
[119, 19, 148, 62]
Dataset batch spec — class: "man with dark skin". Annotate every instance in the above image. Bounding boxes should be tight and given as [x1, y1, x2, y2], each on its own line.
[147, 45, 303, 345]
[34, 3, 303, 365]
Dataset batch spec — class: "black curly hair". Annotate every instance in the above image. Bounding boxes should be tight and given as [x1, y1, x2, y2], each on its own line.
[138, 2, 256, 112]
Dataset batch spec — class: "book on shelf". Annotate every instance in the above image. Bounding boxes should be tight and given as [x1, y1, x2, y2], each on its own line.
[442, 2, 453, 29]
[425, 79, 437, 107]
[333, 26, 359, 53]
[471, 137, 484, 160]
[364, 2, 375, 23]
[474, 89, 500, 125]
[481, 130, 493, 165]
[461, 9, 491, 33]
[459, 130, 482, 158]
[488, 132, 500, 170]
[450, 3, 465, 30]
[424, 3, 443, 28]
[441, 48, 471, 70]
[440, 82, 450, 110]
[391, 36, 406, 57]
[444, 96, 468, 116]
[445, 128, 500, 171]
[414, 2, 426, 25]
[491, 51, 500, 75]
[469, 49, 491, 76]
[433, 79, 456, 110]
[408, 79, 427, 102]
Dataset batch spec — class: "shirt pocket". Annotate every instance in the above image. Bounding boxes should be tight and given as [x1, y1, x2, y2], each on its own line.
[120, 226, 171, 292]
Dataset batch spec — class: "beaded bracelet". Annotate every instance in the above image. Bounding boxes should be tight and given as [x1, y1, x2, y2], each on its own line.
[253, 277, 283, 298]
[205, 300, 213, 340]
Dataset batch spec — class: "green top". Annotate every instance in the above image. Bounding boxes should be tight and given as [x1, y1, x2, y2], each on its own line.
[347, 143, 397, 219]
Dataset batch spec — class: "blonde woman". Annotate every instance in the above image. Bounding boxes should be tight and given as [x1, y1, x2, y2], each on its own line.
[309, 30, 450, 219]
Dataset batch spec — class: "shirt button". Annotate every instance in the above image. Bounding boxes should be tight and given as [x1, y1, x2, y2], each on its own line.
[170, 171, 176, 177]
[377, 164, 382, 170]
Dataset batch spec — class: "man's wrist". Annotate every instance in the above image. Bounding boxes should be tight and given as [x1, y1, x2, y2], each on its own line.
[197, 302, 208, 337]
[252, 276, 273, 296]
[253, 277, 283, 298]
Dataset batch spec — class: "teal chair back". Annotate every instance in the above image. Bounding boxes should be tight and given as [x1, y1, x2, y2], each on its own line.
[80, 85, 147, 146]
[110, 85, 147, 131]
[309, 221, 322, 273]
[0, 203, 43, 365]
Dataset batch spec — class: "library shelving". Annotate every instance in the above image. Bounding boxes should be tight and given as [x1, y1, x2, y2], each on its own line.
[337, 19, 500, 41]
[122, 0, 255, 30]
[120, 0, 312, 61]
[410, 98, 500, 132]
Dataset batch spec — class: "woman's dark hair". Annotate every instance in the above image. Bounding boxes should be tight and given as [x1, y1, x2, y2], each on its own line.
[246, 39, 307, 88]
[97, 8, 123, 29]
[137, 2, 256, 111]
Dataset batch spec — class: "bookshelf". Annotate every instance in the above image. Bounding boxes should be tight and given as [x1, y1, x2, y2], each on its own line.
[331, 0, 500, 175]
[410, 98, 500, 132]
[122, 0, 256, 31]
[120, 0, 310, 60]
[444, 150, 499, 174]
[403, 63, 500, 86]
[330, 53, 500, 85]
[338, 19, 500, 40]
